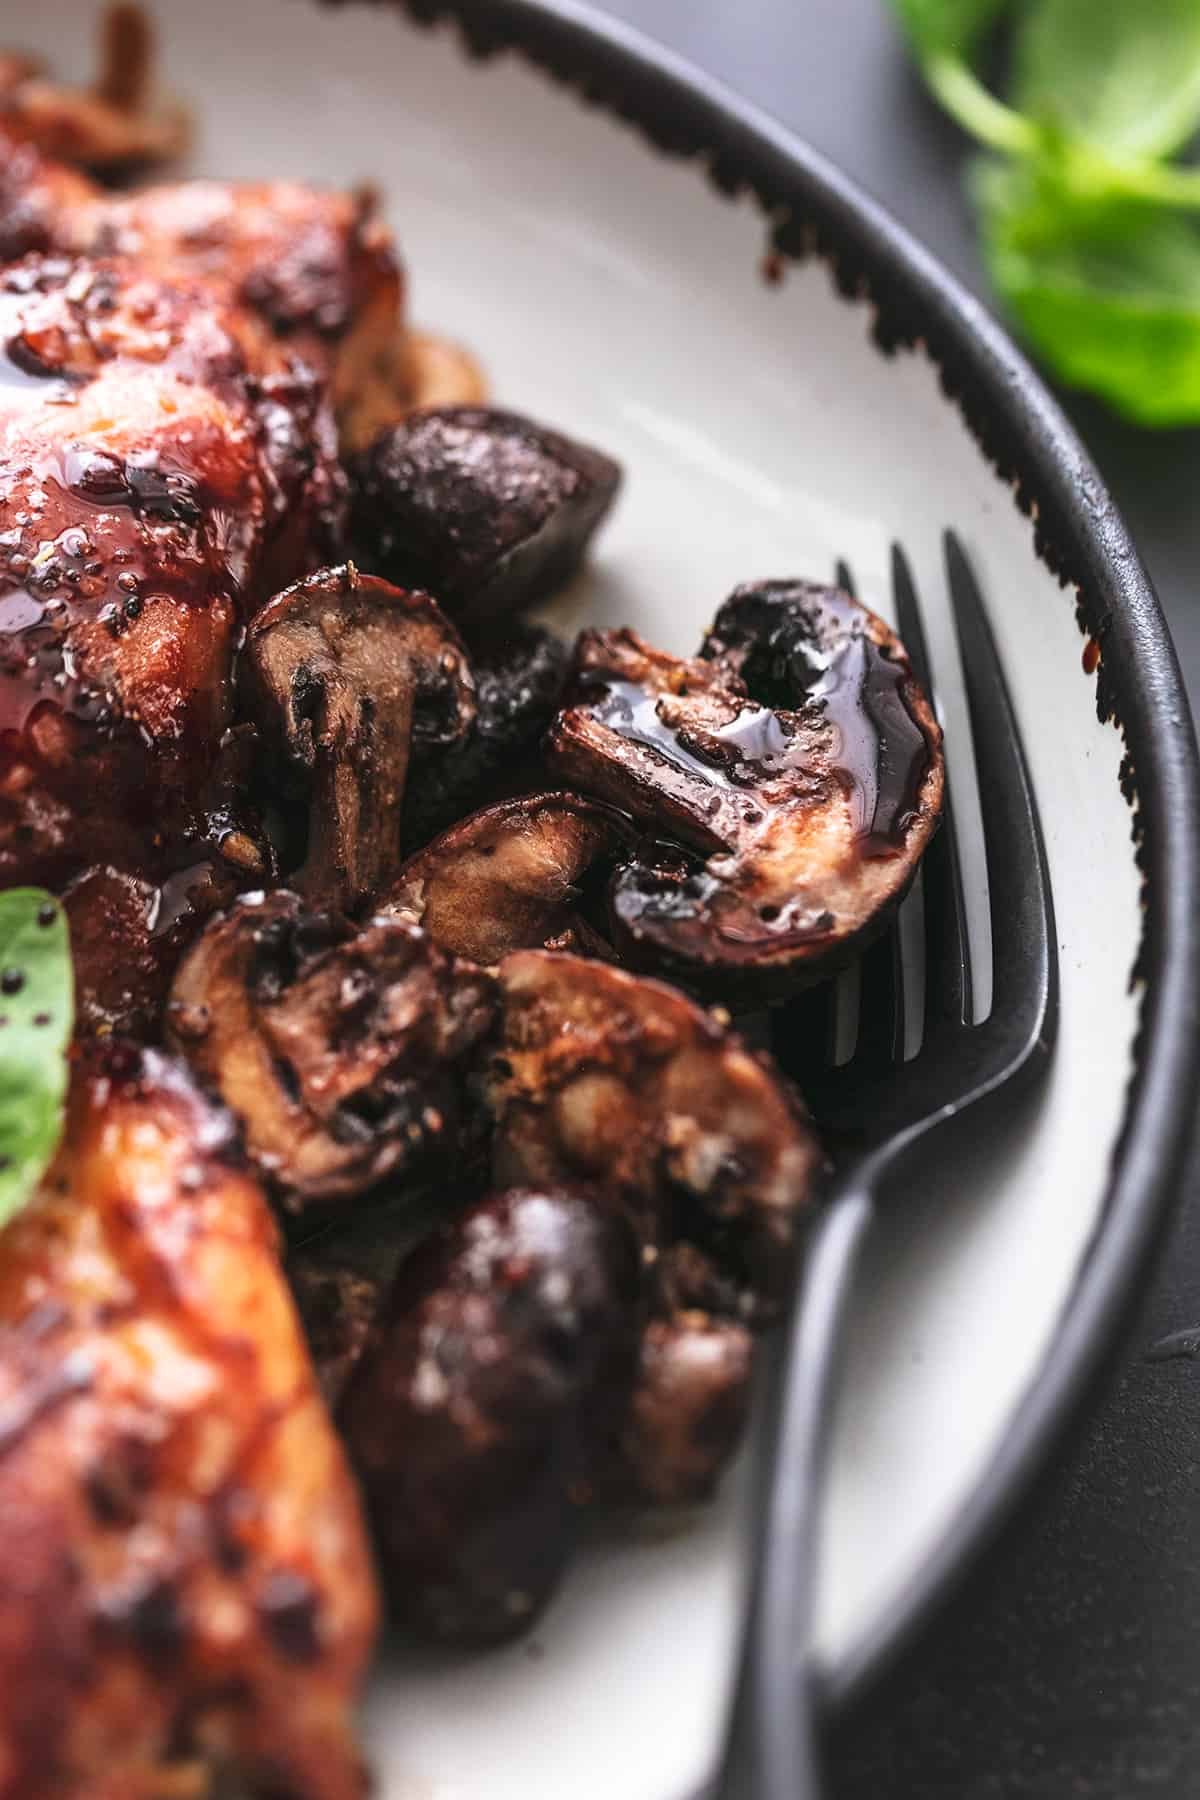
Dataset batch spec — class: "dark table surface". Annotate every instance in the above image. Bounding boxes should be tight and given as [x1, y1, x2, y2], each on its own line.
[592, 3, 1200, 1796]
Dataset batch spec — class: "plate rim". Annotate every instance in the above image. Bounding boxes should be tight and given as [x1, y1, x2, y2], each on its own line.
[328, 0, 1200, 1718]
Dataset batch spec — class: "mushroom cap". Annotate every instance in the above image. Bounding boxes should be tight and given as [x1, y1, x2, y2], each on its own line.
[488, 949, 822, 1307]
[400, 622, 569, 849]
[616, 1312, 754, 1507]
[383, 790, 634, 965]
[340, 1184, 640, 1644]
[348, 406, 621, 627]
[167, 890, 496, 1208]
[546, 580, 944, 998]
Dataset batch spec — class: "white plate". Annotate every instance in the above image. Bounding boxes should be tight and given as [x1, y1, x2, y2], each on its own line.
[18, 5, 1200, 1798]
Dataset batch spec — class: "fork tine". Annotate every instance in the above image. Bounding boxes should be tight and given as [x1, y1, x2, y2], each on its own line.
[770, 979, 836, 1092]
[944, 532, 1056, 1040]
[891, 544, 974, 1034]
[835, 557, 857, 597]
[890, 542, 935, 696]
[849, 921, 903, 1073]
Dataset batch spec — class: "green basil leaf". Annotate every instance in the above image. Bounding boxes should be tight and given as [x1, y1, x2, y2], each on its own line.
[975, 155, 1200, 424]
[0, 889, 73, 1226]
[890, 0, 1010, 61]
[1012, 0, 1200, 159]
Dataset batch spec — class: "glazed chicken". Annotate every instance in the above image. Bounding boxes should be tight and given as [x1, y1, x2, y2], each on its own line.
[0, 112, 411, 899]
[0, 116, 397, 1791]
[0, 1042, 376, 1799]
[0, 248, 342, 889]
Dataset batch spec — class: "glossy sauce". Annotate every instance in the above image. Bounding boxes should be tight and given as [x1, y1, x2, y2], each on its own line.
[809, 633, 928, 852]
[582, 630, 928, 854]
[0, 585, 106, 736]
[148, 860, 222, 939]
[584, 677, 790, 793]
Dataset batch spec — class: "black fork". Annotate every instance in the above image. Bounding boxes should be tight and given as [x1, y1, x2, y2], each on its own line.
[734, 531, 1058, 1800]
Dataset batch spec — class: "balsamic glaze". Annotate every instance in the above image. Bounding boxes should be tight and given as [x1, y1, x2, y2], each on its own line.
[62, 449, 204, 526]
[582, 623, 928, 855]
[583, 677, 781, 793]
[808, 634, 928, 850]
[0, 584, 106, 737]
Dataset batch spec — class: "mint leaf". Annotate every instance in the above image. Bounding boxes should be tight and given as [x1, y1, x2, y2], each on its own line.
[1012, 0, 1200, 159]
[891, 0, 1009, 59]
[975, 157, 1200, 424]
[0, 890, 73, 1226]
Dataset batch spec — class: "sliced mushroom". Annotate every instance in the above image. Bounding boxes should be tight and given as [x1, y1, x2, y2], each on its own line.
[348, 407, 621, 628]
[383, 791, 634, 965]
[167, 891, 496, 1208]
[615, 1312, 754, 1507]
[401, 622, 569, 847]
[244, 565, 475, 910]
[488, 950, 821, 1307]
[340, 1186, 640, 1644]
[546, 581, 944, 997]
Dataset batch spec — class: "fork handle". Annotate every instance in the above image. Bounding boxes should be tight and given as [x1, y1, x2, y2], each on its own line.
[746, 1183, 876, 1800]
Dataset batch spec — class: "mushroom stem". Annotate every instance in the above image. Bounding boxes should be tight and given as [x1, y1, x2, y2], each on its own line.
[246, 566, 476, 913]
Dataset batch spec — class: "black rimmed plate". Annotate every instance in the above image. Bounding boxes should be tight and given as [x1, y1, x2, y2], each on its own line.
[25, 3, 1200, 1794]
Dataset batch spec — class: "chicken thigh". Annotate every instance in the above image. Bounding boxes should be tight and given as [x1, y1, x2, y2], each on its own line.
[0, 1042, 377, 1799]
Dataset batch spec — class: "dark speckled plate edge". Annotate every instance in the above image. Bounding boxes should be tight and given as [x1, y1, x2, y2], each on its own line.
[318, 0, 1200, 1734]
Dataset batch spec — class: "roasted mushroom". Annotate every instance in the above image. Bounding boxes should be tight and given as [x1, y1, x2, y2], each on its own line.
[287, 1183, 453, 1406]
[401, 622, 569, 847]
[167, 891, 496, 1208]
[546, 581, 943, 997]
[348, 406, 621, 628]
[340, 1186, 640, 1644]
[384, 791, 633, 964]
[290, 1259, 386, 1411]
[616, 1313, 754, 1507]
[244, 565, 476, 910]
[488, 950, 821, 1307]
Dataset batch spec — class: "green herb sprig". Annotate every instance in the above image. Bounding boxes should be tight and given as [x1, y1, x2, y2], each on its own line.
[891, 0, 1200, 424]
[0, 890, 73, 1228]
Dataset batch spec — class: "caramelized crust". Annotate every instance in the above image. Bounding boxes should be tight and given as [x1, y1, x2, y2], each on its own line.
[0, 252, 342, 886]
[73, 178, 406, 438]
[0, 127, 409, 446]
[0, 1045, 376, 1799]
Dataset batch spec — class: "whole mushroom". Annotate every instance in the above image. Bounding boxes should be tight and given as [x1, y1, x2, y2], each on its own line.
[340, 1186, 641, 1643]
[616, 1312, 754, 1507]
[348, 406, 621, 629]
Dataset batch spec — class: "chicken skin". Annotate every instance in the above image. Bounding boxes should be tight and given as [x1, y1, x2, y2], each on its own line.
[0, 126, 408, 448]
[0, 122, 410, 899]
[0, 1042, 377, 1799]
[0, 250, 342, 889]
